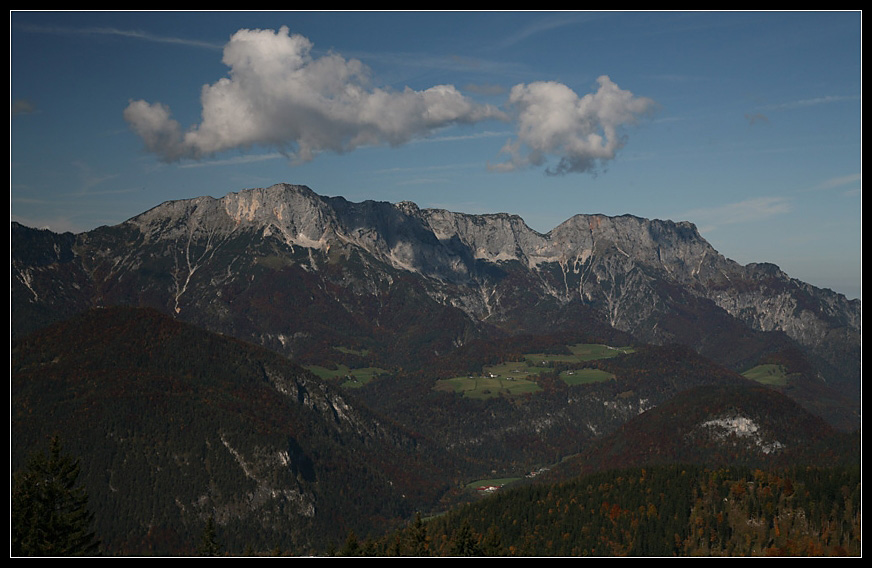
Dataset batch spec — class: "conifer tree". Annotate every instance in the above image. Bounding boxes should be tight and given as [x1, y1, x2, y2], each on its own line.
[478, 524, 505, 556]
[197, 516, 223, 557]
[339, 530, 360, 556]
[449, 519, 481, 557]
[405, 511, 429, 556]
[11, 436, 101, 556]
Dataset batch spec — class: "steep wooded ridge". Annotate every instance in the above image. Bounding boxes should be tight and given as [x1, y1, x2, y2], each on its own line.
[11, 182, 861, 555]
[11, 306, 455, 555]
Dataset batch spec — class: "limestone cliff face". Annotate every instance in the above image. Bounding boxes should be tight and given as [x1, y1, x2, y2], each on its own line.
[406, 195, 858, 372]
[12, 183, 860, 388]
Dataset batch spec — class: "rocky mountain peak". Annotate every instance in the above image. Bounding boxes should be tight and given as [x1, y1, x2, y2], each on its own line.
[124, 183, 723, 280]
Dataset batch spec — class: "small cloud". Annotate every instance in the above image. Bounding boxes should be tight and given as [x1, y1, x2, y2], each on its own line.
[489, 76, 659, 176]
[744, 112, 769, 126]
[12, 98, 37, 116]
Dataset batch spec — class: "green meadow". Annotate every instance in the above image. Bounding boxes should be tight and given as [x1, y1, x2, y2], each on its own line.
[435, 343, 630, 398]
[315, 343, 631, 396]
[433, 374, 542, 399]
[560, 368, 615, 385]
[567, 343, 634, 360]
[524, 343, 634, 366]
[741, 363, 792, 386]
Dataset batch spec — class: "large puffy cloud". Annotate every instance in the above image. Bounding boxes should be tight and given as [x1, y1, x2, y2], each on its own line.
[124, 26, 507, 163]
[491, 76, 657, 175]
[124, 27, 656, 175]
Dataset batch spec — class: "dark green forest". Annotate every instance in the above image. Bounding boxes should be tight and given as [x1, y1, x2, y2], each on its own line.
[336, 464, 861, 557]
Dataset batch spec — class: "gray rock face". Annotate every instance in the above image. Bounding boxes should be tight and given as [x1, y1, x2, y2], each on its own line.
[12, 182, 860, 390]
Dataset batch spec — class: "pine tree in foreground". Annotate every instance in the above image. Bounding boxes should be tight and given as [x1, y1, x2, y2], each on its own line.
[197, 516, 223, 557]
[11, 436, 101, 556]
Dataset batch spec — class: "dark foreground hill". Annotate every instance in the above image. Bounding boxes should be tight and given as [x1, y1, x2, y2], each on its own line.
[11, 306, 454, 555]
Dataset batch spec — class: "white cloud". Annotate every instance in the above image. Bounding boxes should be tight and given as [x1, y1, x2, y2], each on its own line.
[124, 26, 506, 164]
[489, 76, 658, 175]
[12, 98, 37, 116]
[124, 27, 656, 177]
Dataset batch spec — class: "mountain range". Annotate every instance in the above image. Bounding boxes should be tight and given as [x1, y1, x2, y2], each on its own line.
[11, 182, 861, 554]
[12, 183, 860, 418]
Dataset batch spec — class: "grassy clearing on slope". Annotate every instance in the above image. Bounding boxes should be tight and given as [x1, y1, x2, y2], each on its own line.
[305, 364, 389, 388]
[741, 363, 792, 386]
[560, 368, 615, 385]
[434, 343, 631, 398]
[567, 343, 635, 360]
[525, 343, 634, 366]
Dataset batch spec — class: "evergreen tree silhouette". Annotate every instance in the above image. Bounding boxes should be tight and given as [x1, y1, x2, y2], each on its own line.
[339, 529, 361, 556]
[405, 511, 429, 556]
[197, 516, 223, 556]
[11, 436, 101, 556]
[449, 519, 481, 557]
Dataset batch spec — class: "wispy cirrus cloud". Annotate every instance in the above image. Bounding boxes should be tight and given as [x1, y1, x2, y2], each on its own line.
[680, 196, 792, 233]
[491, 12, 603, 50]
[744, 94, 859, 127]
[760, 94, 859, 112]
[806, 173, 861, 193]
[16, 22, 223, 50]
[758, 95, 860, 114]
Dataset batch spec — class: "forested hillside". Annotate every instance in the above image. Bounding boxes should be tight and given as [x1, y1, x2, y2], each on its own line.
[11, 307, 454, 555]
[340, 464, 861, 557]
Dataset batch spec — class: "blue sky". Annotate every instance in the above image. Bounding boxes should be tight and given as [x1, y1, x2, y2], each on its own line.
[10, 11, 861, 299]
